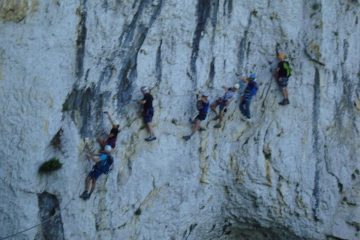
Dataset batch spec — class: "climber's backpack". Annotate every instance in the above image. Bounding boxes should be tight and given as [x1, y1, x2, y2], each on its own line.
[103, 154, 114, 174]
[282, 61, 292, 78]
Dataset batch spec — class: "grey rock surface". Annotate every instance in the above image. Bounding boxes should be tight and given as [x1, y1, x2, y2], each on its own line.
[0, 0, 359, 239]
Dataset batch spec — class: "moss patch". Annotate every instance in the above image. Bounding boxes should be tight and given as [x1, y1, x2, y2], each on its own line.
[39, 158, 63, 174]
[61, 99, 69, 112]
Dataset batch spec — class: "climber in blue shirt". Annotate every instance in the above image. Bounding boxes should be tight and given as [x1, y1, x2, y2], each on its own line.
[239, 73, 258, 121]
[80, 145, 114, 200]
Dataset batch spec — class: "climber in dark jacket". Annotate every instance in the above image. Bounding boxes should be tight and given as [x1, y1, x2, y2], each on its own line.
[97, 111, 120, 151]
[183, 93, 210, 141]
[139, 86, 157, 142]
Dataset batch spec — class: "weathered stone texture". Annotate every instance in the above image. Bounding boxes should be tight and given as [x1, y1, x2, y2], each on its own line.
[0, 1, 359, 240]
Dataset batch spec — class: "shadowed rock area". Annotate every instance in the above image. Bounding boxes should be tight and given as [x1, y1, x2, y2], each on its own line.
[37, 192, 64, 240]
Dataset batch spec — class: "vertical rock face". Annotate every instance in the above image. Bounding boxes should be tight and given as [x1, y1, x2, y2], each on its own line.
[0, 0, 359, 239]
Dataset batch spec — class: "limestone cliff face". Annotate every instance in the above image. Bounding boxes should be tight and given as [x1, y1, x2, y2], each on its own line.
[0, 0, 359, 239]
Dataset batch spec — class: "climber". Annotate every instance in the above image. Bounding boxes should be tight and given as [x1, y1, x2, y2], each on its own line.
[97, 111, 120, 151]
[239, 73, 258, 120]
[274, 52, 292, 105]
[183, 93, 210, 141]
[80, 145, 114, 200]
[139, 86, 156, 141]
[210, 84, 240, 128]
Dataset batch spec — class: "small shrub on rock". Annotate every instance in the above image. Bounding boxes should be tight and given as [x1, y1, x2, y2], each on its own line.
[38, 158, 63, 174]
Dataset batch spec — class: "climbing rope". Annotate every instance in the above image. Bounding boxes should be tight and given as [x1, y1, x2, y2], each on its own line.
[155, 90, 194, 97]
[0, 170, 86, 240]
[154, 87, 244, 99]
[1, 82, 253, 239]
[0, 216, 52, 240]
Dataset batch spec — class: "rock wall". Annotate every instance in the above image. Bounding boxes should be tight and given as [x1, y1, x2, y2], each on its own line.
[0, 0, 359, 239]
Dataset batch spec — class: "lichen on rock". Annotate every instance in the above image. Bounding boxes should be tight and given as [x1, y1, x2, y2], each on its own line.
[0, 0, 29, 22]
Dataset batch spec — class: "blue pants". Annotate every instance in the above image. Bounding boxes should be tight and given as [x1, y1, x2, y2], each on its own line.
[240, 100, 251, 119]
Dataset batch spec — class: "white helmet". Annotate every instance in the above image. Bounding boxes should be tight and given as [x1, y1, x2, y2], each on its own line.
[200, 91, 208, 97]
[104, 145, 112, 152]
[234, 83, 240, 89]
[141, 86, 149, 93]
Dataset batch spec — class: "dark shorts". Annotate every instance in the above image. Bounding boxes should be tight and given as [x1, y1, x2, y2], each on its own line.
[105, 137, 116, 149]
[143, 108, 154, 123]
[195, 113, 207, 121]
[277, 77, 288, 89]
[215, 98, 228, 112]
[88, 165, 105, 180]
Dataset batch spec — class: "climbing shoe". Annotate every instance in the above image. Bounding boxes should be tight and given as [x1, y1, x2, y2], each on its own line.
[212, 115, 220, 121]
[199, 127, 206, 132]
[279, 99, 290, 105]
[182, 135, 191, 141]
[80, 191, 89, 200]
[214, 123, 221, 128]
[245, 118, 253, 123]
[145, 136, 157, 142]
[240, 115, 251, 122]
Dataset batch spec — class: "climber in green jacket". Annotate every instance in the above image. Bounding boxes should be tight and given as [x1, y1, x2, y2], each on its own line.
[274, 52, 292, 105]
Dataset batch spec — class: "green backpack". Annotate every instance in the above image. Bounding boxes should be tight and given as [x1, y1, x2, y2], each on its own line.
[283, 61, 292, 77]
